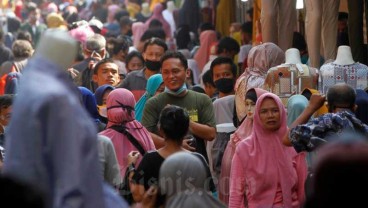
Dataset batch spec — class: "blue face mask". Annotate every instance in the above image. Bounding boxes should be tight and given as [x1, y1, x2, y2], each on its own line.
[164, 84, 187, 96]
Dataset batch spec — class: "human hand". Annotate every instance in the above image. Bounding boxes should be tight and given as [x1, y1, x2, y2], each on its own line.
[308, 93, 326, 112]
[182, 136, 196, 152]
[141, 186, 158, 208]
[127, 151, 140, 165]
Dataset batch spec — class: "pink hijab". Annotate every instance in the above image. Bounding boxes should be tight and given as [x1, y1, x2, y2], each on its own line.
[194, 30, 218, 71]
[234, 42, 284, 122]
[229, 93, 306, 208]
[107, 4, 120, 23]
[144, 3, 172, 38]
[99, 89, 155, 177]
[132, 22, 148, 48]
[219, 88, 268, 205]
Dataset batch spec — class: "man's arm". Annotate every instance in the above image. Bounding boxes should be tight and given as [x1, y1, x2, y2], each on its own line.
[283, 94, 326, 146]
[190, 121, 216, 141]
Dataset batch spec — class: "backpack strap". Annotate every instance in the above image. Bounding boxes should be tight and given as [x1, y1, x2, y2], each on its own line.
[109, 125, 146, 155]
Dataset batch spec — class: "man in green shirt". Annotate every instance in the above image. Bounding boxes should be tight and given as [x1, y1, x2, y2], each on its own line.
[142, 51, 216, 161]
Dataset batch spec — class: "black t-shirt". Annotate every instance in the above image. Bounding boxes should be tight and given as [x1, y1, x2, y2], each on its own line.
[132, 150, 217, 192]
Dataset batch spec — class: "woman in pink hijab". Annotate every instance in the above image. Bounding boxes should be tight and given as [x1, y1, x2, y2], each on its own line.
[194, 30, 218, 71]
[132, 22, 148, 49]
[229, 93, 307, 208]
[234, 42, 285, 125]
[99, 89, 155, 177]
[218, 88, 267, 205]
[144, 3, 171, 38]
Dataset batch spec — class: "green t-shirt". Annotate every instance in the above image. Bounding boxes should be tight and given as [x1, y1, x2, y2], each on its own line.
[142, 90, 216, 161]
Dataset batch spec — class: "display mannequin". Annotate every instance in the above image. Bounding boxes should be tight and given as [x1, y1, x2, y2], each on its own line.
[163, 1, 176, 37]
[135, 2, 152, 23]
[2, 29, 126, 208]
[305, 0, 340, 68]
[265, 48, 318, 100]
[261, 0, 296, 51]
[319, 45, 368, 94]
[333, 46, 355, 66]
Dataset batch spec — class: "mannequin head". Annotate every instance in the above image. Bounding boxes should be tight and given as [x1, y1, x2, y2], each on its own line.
[285, 48, 301, 64]
[166, 1, 176, 12]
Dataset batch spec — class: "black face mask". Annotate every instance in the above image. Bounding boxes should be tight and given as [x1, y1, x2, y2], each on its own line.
[214, 78, 235, 93]
[145, 60, 161, 71]
[126, 30, 133, 36]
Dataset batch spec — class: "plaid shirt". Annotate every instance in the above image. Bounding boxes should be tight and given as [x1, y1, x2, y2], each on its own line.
[290, 110, 368, 152]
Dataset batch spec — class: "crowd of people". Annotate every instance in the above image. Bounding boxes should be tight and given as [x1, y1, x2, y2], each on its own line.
[0, 0, 368, 208]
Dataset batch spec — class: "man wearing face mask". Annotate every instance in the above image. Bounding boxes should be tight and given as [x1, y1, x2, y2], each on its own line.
[19, 4, 47, 47]
[206, 57, 237, 178]
[120, 37, 168, 101]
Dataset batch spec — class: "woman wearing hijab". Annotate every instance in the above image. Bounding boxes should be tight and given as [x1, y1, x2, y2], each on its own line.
[159, 152, 225, 208]
[78, 87, 121, 188]
[234, 42, 285, 125]
[194, 30, 218, 71]
[218, 88, 267, 205]
[135, 74, 164, 122]
[132, 22, 148, 50]
[287, 94, 309, 127]
[94, 84, 115, 124]
[144, 3, 172, 39]
[99, 88, 155, 177]
[229, 93, 307, 208]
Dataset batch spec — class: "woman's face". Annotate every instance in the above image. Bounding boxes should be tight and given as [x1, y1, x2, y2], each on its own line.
[127, 56, 144, 72]
[259, 98, 281, 131]
[245, 98, 256, 120]
[154, 83, 165, 96]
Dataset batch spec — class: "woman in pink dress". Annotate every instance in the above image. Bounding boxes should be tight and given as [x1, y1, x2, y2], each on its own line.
[229, 93, 307, 208]
[218, 88, 267, 205]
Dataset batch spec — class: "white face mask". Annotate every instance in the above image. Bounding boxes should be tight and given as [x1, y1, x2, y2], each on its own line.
[97, 105, 107, 118]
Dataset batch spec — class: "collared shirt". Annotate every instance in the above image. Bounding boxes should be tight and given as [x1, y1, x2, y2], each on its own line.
[289, 110, 368, 152]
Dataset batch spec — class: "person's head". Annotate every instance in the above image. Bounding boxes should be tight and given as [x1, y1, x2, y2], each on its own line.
[107, 37, 129, 62]
[146, 74, 164, 98]
[229, 22, 241, 35]
[78, 87, 100, 120]
[338, 12, 348, 32]
[0, 94, 13, 127]
[245, 89, 257, 120]
[92, 58, 120, 87]
[12, 40, 34, 59]
[241, 22, 252, 45]
[217, 37, 240, 59]
[17, 31, 33, 44]
[119, 16, 133, 36]
[159, 105, 189, 144]
[202, 69, 216, 98]
[305, 137, 368, 208]
[27, 5, 40, 24]
[246, 8, 253, 22]
[137, 29, 166, 52]
[255, 93, 285, 132]
[175, 24, 191, 50]
[125, 51, 145, 72]
[159, 152, 207, 199]
[326, 83, 356, 113]
[247, 42, 285, 75]
[292, 32, 307, 53]
[84, 34, 107, 60]
[148, 19, 163, 30]
[286, 95, 309, 127]
[94, 84, 115, 117]
[198, 22, 215, 34]
[209, 57, 236, 96]
[106, 88, 136, 123]
[143, 37, 168, 71]
[160, 51, 188, 92]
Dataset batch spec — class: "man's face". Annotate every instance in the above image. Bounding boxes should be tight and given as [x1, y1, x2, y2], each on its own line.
[161, 58, 187, 91]
[143, 44, 165, 62]
[0, 106, 12, 126]
[212, 63, 234, 83]
[93, 62, 120, 87]
[28, 10, 40, 24]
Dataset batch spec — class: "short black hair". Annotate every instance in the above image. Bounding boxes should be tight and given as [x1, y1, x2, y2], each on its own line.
[119, 16, 133, 28]
[148, 19, 163, 29]
[160, 51, 188, 69]
[202, 69, 215, 87]
[126, 51, 144, 66]
[292, 32, 307, 52]
[209, 56, 237, 79]
[0, 94, 13, 111]
[143, 37, 168, 52]
[199, 22, 215, 33]
[140, 29, 166, 43]
[241, 22, 252, 35]
[93, 58, 116, 74]
[327, 83, 356, 111]
[159, 105, 189, 143]
[107, 37, 129, 56]
[217, 37, 240, 54]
